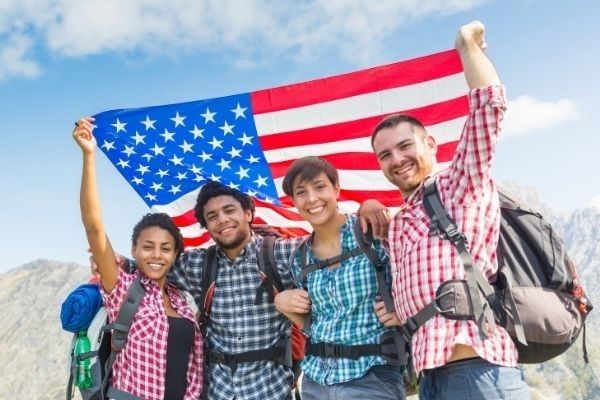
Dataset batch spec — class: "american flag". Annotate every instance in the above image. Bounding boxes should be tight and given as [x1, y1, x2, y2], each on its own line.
[92, 49, 469, 248]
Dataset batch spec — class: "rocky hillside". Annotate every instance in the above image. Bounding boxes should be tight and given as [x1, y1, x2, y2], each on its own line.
[1, 186, 599, 398]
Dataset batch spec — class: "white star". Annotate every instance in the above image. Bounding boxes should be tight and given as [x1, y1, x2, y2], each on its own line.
[231, 103, 247, 119]
[219, 121, 235, 136]
[208, 137, 223, 150]
[176, 172, 188, 180]
[141, 153, 153, 162]
[227, 146, 242, 158]
[150, 182, 163, 192]
[131, 176, 144, 185]
[228, 182, 241, 190]
[189, 164, 202, 174]
[141, 115, 156, 131]
[193, 174, 204, 182]
[209, 173, 221, 182]
[101, 140, 115, 151]
[136, 164, 150, 175]
[189, 125, 204, 139]
[254, 174, 268, 188]
[150, 143, 165, 156]
[131, 131, 146, 145]
[246, 154, 260, 164]
[116, 159, 130, 169]
[198, 151, 212, 162]
[179, 140, 194, 153]
[156, 169, 169, 178]
[217, 158, 231, 171]
[145, 193, 157, 201]
[169, 185, 182, 195]
[237, 132, 253, 146]
[235, 166, 250, 179]
[169, 155, 184, 166]
[246, 189, 257, 197]
[111, 118, 127, 133]
[263, 196, 275, 204]
[201, 107, 217, 123]
[170, 111, 186, 127]
[160, 129, 175, 142]
[122, 145, 136, 157]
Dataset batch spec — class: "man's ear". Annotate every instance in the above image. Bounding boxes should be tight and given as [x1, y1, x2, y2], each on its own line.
[245, 208, 253, 223]
[426, 134, 438, 156]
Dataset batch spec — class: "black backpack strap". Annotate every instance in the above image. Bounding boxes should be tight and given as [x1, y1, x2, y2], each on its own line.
[353, 221, 395, 313]
[422, 177, 497, 339]
[255, 235, 281, 304]
[199, 245, 218, 326]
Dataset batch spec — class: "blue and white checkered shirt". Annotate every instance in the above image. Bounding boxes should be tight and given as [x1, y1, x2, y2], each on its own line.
[291, 214, 393, 385]
[167, 234, 305, 400]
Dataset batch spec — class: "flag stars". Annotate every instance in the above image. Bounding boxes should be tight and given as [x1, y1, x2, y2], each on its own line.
[209, 173, 221, 182]
[169, 155, 184, 166]
[111, 118, 127, 133]
[169, 185, 182, 195]
[201, 107, 217, 124]
[179, 140, 194, 153]
[136, 164, 150, 175]
[141, 153, 153, 162]
[121, 145, 136, 157]
[193, 174, 204, 183]
[141, 115, 156, 131]
[227, 146, 242, 158]
[217, 158, 232, 171]
[116, 159, 130, 169]
[176, 172, 188, 181]
[208, 137, 223, 150]
[131, 176, 144, 185]
[219, 121, 235, 135]
[237, 132, 253, 146]
[235, 166, 250, 179]
[246, 154, 260, 164]
[156, 169, 169, 178]
[231, 103, 247, 119]
[246, 189, 257, 197]
[228, 182, 241, 190]
[101, 140, 116, 151]
[150, 182, 163, 192]
[189, 125, 204, 139]
[189, 164, 202, 174]
[150, 143, 165, 156]
[160, 128, 175, 142]
[254, 175, 268, 188]
[145, 193, 157, 201]
[131, 131, 146, 145]
[170, 111, 186, 127]
[198, 151, 212, 162]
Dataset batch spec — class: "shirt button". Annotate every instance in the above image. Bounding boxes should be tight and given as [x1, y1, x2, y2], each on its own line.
[237, 336, 242, 341]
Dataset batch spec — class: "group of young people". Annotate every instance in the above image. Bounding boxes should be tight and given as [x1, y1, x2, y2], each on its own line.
[72, 21, 531, 400]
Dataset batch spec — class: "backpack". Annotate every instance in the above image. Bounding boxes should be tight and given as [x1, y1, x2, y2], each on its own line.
[66, 276, 145, 400]
[198, 231, 307, 390]
[398, 178, 593, 364]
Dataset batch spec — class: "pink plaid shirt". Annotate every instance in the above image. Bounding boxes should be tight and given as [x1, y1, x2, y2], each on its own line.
[102, 269, 203, 400]
[389, 85, 518, 373]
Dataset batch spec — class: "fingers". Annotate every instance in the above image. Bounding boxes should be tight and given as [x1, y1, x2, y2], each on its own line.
[275, 289, 312, 314]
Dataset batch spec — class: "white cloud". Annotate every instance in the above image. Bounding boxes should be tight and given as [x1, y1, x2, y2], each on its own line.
[0, 34, 41, 80]
[0, 0, 486, 81]
[502, 95, 579, 138]
[590, 195, 600, 209]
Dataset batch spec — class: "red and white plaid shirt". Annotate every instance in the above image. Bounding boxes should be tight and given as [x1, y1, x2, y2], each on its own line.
[389, 85, 518, 374]
[102, 269, 204, 400]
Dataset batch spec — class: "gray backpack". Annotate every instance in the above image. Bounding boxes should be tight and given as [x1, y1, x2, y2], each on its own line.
[398, 178, 593, 364]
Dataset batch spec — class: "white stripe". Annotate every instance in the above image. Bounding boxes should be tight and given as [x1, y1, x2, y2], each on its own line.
[254, 73, 468, 135]
[275, 170, 396, 196]
[151, 189, 199, 217]
[264, 116, 466, 164]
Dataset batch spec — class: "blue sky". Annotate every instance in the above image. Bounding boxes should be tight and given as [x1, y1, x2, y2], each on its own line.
[1, 0, 598, 272]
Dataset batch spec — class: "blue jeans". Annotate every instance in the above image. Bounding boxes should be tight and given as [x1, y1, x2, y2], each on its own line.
[419, 358, 530, 400]
[302, 365, 406, 400]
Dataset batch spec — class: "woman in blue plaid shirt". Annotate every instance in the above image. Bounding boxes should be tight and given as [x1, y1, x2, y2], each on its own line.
[275, 156, 406, 399]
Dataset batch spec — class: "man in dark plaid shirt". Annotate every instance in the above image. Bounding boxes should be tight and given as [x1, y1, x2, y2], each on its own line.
[164, 181, 305, 400]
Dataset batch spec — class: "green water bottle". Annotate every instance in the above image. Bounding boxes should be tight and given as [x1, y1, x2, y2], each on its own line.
[74, 331, 92, 389]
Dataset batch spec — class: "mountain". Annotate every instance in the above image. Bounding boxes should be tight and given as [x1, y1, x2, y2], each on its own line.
[1, 185, 599, 399]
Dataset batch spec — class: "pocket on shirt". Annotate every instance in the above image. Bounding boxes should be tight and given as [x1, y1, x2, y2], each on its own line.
[129, 306, 159, 341]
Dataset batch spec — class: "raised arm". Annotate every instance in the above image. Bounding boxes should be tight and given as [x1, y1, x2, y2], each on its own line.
[74, 117, 118, 293]
[455, 21, 501, 89]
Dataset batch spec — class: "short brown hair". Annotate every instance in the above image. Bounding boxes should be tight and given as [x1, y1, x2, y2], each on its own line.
[371, 114, 426, 147]
[282, 156, 339, 196]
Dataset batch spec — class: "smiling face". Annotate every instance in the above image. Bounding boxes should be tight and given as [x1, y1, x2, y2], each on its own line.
[291, 172, 341, 229]
[132, 226, 178, 286]
[372, 121, 437, 198]
[203, 195, 253, 257]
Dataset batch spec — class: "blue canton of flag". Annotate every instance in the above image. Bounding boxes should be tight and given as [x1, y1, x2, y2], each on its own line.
[93, 93, 279, 208]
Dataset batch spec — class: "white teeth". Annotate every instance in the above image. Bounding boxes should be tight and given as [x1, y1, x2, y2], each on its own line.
[148, 263, 163, 269]
[308, 206, 324, 214]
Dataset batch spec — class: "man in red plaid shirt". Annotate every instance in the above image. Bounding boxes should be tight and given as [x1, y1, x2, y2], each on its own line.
[369, 22, 530, 399]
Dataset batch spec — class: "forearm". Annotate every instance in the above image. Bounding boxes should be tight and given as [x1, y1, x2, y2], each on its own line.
[456, 22, 501, 89]
[281, 311, 309, 329]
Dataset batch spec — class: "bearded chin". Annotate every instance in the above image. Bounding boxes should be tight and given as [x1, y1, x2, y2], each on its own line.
[215, 231, 247, 250]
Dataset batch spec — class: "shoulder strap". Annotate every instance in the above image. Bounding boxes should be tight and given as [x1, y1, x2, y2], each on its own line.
[421, 177, 497, 339]
[353, 221, 395, 313]
[200, 245, 218, 317]
[255, 236, 282, 304]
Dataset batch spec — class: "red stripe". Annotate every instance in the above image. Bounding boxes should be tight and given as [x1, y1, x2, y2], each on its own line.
[278, 189, 402, 208]
[259, 96, 468, 152]
[183, 231, 212, 248]
[269, 153, 379, 179]
[172, 210, 198, 227]
[251, 50, 461, 114]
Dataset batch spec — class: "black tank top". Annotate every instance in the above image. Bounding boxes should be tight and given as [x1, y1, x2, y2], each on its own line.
[164, 316, 195, 400]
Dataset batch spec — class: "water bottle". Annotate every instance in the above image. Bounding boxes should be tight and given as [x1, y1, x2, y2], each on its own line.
[74, 331, 92, 389]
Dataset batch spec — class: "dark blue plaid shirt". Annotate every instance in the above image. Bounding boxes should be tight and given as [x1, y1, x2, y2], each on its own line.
[167, 234, 305, 400]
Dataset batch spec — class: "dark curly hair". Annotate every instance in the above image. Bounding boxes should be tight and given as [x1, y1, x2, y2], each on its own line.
[131, 213, 184, 256]
[194, 181, 255, 227]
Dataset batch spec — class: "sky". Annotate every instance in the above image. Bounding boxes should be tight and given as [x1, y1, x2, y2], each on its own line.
[1, 0, 599, 272]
